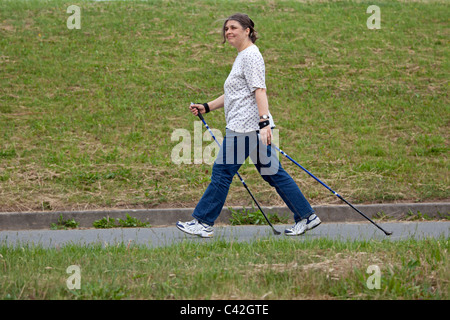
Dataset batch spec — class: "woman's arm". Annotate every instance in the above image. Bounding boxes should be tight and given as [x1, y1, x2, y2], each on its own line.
[208, 94, 225, 111]
[255, 88, 269, 117]
[255, 88, 272, 145]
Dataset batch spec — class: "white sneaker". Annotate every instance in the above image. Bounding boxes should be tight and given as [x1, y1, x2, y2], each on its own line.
[176, 219, 214, 238]
[284, 214, 321, 236]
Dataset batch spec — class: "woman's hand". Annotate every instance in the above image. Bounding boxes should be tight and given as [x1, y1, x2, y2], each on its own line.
[259, 125, 272, 146]
[189, 103, 205, 116]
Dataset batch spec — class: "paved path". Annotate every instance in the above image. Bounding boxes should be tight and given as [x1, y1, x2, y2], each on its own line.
[0, 221, 448, 248]
[1, 202, 449, 230]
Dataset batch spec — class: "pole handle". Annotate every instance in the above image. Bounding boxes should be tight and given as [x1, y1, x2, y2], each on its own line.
[190, 102, 205, 121]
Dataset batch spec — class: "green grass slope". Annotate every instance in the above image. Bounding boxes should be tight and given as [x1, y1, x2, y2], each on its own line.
[0, 0, 448, 211]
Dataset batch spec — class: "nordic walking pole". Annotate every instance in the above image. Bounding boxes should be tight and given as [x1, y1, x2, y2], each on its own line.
[193, 104, 281, 235]
[272, 143, 393, 236]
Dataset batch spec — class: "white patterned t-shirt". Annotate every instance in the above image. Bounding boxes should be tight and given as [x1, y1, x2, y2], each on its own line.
[224, 45, 275, 133]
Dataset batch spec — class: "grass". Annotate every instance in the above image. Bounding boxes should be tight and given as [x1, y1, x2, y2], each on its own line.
[373, 209, 450, 221]
[0, 237, 448, 300]
[92, 213, 151, 228]
[0, 0, 448, 212]
[229, 205, 289, 225]
[50, 213, 79, 230]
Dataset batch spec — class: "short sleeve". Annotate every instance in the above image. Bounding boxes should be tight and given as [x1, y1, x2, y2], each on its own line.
[242, 51, 266, 92]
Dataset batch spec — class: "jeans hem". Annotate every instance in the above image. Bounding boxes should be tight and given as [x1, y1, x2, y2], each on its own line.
[294, 210, 316, 223]
[192, 214, 214, 227]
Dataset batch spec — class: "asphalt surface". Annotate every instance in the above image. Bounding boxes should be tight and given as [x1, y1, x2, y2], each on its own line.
[1, 221, 448, 248]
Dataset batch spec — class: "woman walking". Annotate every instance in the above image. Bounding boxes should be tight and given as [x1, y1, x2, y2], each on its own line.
[176, 13, 320, 237]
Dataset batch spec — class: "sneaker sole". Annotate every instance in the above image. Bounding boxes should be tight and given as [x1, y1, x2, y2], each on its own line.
[284, 231, 306, 236]
[307, 220, 321, 231]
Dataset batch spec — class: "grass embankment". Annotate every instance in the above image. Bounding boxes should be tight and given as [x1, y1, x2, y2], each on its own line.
[0, 0, 448, 211]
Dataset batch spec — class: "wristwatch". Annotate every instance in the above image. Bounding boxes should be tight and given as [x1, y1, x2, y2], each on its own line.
[259, 115, 270, 120]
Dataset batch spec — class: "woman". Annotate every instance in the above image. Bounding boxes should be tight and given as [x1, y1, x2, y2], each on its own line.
[176, 13, 320, 237]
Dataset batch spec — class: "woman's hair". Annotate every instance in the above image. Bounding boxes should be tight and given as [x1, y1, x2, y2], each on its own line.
[222, 13, 258, 44]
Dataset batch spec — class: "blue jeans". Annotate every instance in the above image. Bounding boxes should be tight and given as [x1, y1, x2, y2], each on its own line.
[192, 129, 315, 226]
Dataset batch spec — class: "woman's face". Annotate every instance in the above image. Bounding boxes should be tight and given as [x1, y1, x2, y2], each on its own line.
[224, 20, 250, 49]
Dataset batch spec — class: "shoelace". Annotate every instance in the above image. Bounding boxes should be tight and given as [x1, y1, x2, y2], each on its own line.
[296, 220, 307, 231]
[287, 220, 305, 232]
[187, 220, 210, 232]
[186, 219, 197, 226]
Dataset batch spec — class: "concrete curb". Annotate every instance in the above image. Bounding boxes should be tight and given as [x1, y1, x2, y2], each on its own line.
[0, 202, 449, 230]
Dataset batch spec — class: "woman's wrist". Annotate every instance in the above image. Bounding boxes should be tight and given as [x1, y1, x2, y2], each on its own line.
[259, 119, 270, 129]
[196, 102, 210, 113]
